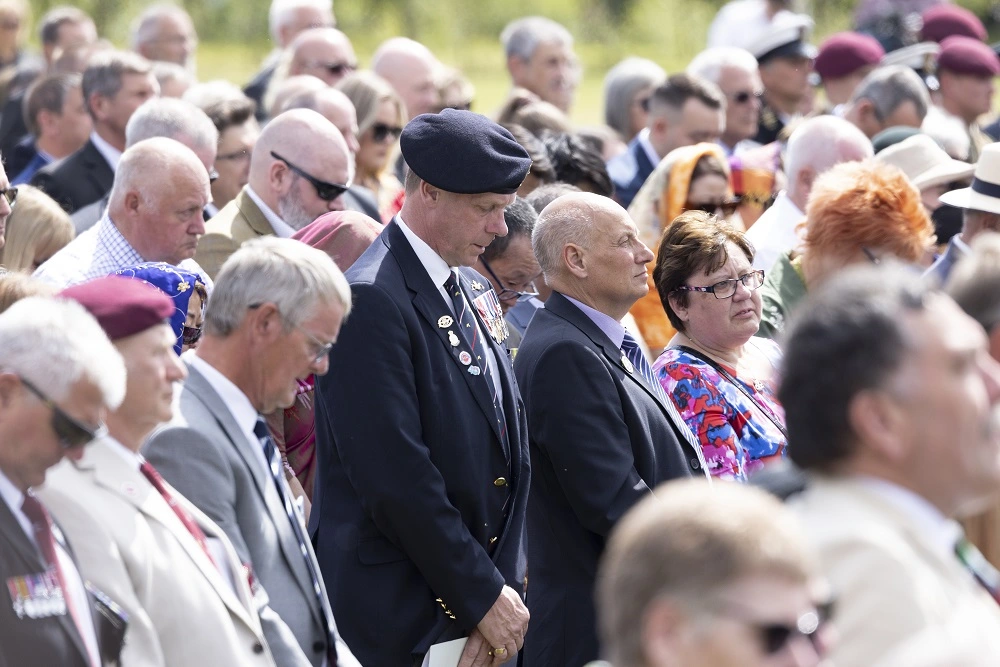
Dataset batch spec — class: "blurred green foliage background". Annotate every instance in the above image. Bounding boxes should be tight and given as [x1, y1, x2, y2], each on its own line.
[21, 0, 999, 124]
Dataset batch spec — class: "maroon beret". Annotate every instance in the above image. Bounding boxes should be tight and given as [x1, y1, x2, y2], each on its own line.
[814, 32, 885, 80]
[60, 276, 175, 341]
[938, 35, 1000, 77]
[920, 5, 987, 43]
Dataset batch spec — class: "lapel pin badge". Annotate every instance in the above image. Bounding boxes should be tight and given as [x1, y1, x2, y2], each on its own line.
[468, 365, 481, 375]
[471, 280, 484, 291]
[621, 354, 634, 374]
[448, 331, 460, 347]
[438, 315, 454, 328]
[459, 350, 472, 365]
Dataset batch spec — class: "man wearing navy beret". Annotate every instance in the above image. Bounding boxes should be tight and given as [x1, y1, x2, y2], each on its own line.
[312, 108, 532, 666]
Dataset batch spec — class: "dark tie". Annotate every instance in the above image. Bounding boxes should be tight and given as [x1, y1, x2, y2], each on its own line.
[21, 494, 99, 667]
[443, 271, 507, 441]
[140, 461, 217, 568]
[956, 536, 1000, 604]
[620, 330, 704, 460]
[254, 418, 338, 665]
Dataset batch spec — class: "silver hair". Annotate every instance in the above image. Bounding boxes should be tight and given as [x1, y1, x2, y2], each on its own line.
[129, 4, 191, 51]
[849, 65, 929, 124]
[501, 16, 573, 62]
[686, 47, 758, 85]
[125, 97, 219, 150]
[268, 0, 333, 43]
[205, 236, 352, 337]
[82, 50, 153, 117]
[785, 115, 873, 201]
[603, 57, 666, 138]
[0, 297, 126, 409]
[532, 197, 595, 280]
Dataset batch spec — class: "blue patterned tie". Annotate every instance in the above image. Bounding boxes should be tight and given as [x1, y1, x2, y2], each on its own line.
[620, 331, 704, 461]
[254, 418, 338, 664]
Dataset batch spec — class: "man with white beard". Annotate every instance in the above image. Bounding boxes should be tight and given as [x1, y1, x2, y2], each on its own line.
[196, 108, 352, 279]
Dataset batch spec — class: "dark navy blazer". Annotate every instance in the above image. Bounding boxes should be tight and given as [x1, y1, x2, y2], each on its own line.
[607, 136, 656, 209]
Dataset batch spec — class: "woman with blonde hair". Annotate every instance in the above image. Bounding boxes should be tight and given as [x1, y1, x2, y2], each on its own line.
[337, 70, 407, 222]
[627, 142, 741, 354]
[0, 185, 74, 273]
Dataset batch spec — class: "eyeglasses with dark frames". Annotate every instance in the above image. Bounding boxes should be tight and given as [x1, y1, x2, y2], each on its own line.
[303, 60, 357, 78]
[730, 89, 764, 105]
[370, 123, 404, 143]
[20, 376, 106, 449]
[673, 269, 765, 300]
[684, 197, 743, 217]
[718, 599, 834, 656]
[270, 151, 351, 202]
[0, 186, 17, 207]
[862, 246, 881, 265]
[479, 257, 540, 302]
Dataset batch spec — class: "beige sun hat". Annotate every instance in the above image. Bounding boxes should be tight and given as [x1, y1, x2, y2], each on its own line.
[876, 134, 975, 191]
[939, 143, 1000, 214]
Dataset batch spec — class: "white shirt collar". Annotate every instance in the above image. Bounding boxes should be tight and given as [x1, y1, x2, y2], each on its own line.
[854, 476, 964, 555]
[0, 468, 32, 542]
[89, 131, 122, 171]
[637, 128, 661, 167]
[205, 202, 220, 218]
[102, 434, 143, 470]
[244, 186, 296, 239]
[396, 214, 453, 283]
[186, 352, 259, 440]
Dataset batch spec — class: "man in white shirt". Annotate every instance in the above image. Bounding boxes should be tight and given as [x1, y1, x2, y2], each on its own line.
[145, 237, 360, 667]
[781, 264, 1000, 665]
[0, 296, 127, 667]
[196, 108, 352, 279]
[33, 137, 213, 288]
[746, 115, 871, 271]
[41, 277, 276, 667]
[31, 50, 159, 213]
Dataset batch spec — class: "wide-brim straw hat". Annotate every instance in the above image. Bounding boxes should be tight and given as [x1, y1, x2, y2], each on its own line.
[940, 143, 1000, 214]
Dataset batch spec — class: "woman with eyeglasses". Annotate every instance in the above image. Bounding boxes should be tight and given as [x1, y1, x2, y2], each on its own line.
[758, 160, 936, 340]
[650, 210, 785, 482]
[112, 262, 207, 355]
[337, 71, 407, 223]
[627, 142, 743, 356]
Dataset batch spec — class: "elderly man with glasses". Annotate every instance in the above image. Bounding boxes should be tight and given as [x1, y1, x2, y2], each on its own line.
[196, 108, 353, 280]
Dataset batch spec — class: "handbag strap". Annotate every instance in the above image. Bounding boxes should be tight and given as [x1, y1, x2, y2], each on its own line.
[675, 345, 788, 439]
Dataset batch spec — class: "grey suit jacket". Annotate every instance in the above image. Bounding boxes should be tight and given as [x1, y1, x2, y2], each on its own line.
[145, 361, 360, 667]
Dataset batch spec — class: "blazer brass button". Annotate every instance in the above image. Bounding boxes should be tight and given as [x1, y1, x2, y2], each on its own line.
[493, 477, 507, 487]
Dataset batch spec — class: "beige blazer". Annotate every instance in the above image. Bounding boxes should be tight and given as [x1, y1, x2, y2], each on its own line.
[39, 438, 276, 667]
[791, 476, 1000, 666]
[196, 187, 274, 280]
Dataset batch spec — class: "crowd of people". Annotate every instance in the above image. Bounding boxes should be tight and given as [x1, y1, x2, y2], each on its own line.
[3, 0, 1000, 665]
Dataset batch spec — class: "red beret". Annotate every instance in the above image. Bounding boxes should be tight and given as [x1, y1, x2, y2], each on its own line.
[814, 32, 885, 80]
[60, 276, 175, 341]
[938, 35, 1000, 77]
[920, 5, 987, 43]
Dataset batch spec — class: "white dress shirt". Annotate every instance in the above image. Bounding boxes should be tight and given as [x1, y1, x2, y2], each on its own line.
[745, 190, 806, 272]
[0, 470, 101, 667]
[854, 476, 963, 559]
[636, 128, 661, 168]
[244, 186, 296, 238]
[89, 131, 122, 172]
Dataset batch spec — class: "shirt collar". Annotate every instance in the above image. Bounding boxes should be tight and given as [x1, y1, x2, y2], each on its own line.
[0, 468, 32, 542]
[186, 352, 259, 438]
[854, 476, 964, 555]
[90, 131, 122, 171]
[562, 294, 627, 348]
[102, 434, 143, 470]
[244, 186, 296, 239]
[637, 128, 661, 167]
[396, 214, 453, 285]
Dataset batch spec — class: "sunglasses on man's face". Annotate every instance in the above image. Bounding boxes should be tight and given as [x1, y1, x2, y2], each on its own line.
[20, 376, 105, 449]
[730, 89, 763, 105]
[270, 151, 351, 202]
[305, 60, 357, 78]
[371, 123, 404, 143]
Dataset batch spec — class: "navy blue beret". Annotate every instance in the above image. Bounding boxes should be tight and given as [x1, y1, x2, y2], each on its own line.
[400, 109, 531, 195]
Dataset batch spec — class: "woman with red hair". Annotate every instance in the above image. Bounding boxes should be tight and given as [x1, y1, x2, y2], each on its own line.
[758, 160, 936, 338]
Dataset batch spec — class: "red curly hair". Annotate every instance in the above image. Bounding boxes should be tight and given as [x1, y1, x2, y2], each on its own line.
[802, 160, 935, 262]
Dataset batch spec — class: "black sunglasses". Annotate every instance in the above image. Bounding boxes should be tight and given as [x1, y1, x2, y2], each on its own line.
[20, 376, 105, 449]
[685, 196, 743, 217]
[306, 60, 356, 77]
[757, 600, 834, 655]
[0, 186, 17, 207]
[731, 89, 763, 105]
[270, 151, 350, 202]
[182, 325, 203, 346]
[371, 123, 403, 143]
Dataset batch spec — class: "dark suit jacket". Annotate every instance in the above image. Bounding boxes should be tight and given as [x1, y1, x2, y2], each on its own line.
[606, 136, 656, 209]
[311, 218, 530, 666]
[7, 135, 39, 184]
[0, 91, 27, 165]
[513, 292, 704, 667]
[30, 138, 114, 214]
[343, 185, 381, 220]
[244, 63, 275, 122]
[0, 494, 99, 667]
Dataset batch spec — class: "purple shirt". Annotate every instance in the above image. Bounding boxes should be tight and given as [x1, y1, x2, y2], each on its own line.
[562, 294, 627, 349]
